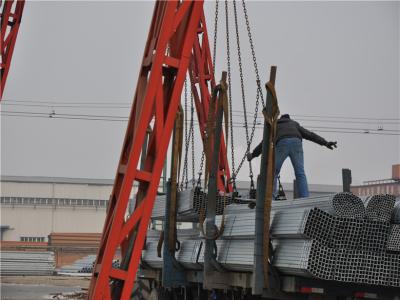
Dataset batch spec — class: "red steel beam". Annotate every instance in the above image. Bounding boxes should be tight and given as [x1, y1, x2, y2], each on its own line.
[1, 0, 25, 100]
[189, 11, 232, 192]
[88, 1, 207, 299]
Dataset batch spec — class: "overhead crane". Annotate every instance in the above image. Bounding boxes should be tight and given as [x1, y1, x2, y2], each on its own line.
[2, 1, 399, 300]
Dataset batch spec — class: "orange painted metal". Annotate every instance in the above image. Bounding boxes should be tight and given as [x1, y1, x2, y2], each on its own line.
[1, 0, 25, 100]
[189, 11, 232, 192]
[88, 1, 231, 299]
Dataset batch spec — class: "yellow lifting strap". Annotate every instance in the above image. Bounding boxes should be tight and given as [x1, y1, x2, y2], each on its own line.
[157, 105, 184, 257]
[204, 76, 229, 190]
[199, 72, 229, 240]
[262, 72, 280, 287]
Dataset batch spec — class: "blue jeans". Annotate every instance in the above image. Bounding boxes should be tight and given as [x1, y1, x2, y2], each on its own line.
[274, 138, 309, 198]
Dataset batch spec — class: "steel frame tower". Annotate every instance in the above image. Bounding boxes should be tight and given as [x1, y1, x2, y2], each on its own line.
[0, 0, 25, 100]
[88, 1, 231, 299]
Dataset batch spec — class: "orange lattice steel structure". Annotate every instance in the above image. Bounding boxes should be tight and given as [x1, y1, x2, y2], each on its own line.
[88, 1, 231, 299]
[1, 0, 25, 100]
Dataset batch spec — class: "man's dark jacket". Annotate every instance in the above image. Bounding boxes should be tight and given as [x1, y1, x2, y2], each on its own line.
[251, 115, 328, 158]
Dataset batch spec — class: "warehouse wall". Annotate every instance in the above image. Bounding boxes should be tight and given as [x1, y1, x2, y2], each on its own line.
[1, 181, 112, 199]
[1, 205, 106, 241]
[0, 177, 114, 242]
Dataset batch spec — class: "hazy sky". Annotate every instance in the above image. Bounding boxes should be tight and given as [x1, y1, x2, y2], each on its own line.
[1, 1, 399, 186]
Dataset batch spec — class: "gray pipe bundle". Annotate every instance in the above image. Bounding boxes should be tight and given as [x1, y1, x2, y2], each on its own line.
[332, 192, 366, 219]
[364, 194, 396, 222]
[0, 251, 55, 276]
[141, 192, 400, 288]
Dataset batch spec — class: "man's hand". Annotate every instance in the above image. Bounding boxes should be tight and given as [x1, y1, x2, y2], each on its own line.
[247, 152, 253, 161]
[326, 141, 337, 150]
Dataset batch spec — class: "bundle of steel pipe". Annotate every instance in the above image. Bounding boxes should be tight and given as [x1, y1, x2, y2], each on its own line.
[176, 239, 203, 270]
[273, 239, 336, 280]
[0, 251, 55, 276]
[151, 188, 238, 221]
[141, 193, 400, 287]
[142, 241, 163, 269]
[391, 200, 400, 223]
[332, 192, 366, 219]
[364, 194, 396, 222]
[387, 224, 400, 252]
[58, 255, 96, 274]
[360, 219, 390, 252]
[217, 206, 334, 243]
[197, 239, 254, 272]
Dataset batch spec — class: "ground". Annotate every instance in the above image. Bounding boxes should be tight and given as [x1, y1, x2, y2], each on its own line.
[0, 276, 90, 300]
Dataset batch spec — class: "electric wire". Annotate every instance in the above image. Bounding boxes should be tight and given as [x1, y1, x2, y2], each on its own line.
[3, 101, 399, 123]
[2, 112, 399, 136]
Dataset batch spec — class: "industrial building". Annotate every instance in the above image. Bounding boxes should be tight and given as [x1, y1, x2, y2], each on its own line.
[351, 164, 400, 197]
[0, 176, 111, 243]
[0, 175, 341, 244]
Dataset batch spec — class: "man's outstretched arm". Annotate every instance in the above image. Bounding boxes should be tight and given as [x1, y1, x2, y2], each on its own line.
[298, 124, 337, 149]
[247, 140, 263, 161]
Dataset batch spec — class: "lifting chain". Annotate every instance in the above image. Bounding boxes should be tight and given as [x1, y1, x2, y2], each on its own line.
[231, 0, 265, 188]
[197, 0, 219, 190]
[197, 0, 264, 191]
[180, 79, 191, 190]
[212, 0, 219, 73]
[242, 0, 265, 108]
[232, 0, 254, 189]
[190, 91, 195, 187]
[225, 0, 236, 190]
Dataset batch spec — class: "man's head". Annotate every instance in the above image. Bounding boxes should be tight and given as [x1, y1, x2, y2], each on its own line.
[280, 114, 290, 119]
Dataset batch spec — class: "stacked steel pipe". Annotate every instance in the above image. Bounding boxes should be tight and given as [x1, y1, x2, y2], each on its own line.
[0, 251, 55, 276]
[151, 188, 245, 221]
[142, 192, 400, 288]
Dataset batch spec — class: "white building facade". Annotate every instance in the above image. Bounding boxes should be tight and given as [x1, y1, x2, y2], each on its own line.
[1, 176, 114, 242]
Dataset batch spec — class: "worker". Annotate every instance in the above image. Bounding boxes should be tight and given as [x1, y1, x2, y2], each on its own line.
[247, 114, 337, 198]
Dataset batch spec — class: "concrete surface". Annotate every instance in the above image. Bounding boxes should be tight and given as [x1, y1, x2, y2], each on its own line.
[0, 276, 90, 300]
[1, 283, 79, 300]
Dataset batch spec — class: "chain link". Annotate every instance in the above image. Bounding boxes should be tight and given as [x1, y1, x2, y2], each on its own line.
[197, 0, 219, 190]
[196, 0, 264, 189]
[184, 80, 189, 186]
[232, 0, 265, 181]
[180, 79, 190, 190]
[225, 0, 236, 189]
[212, 0, 219, 73]
[232, 0, 254, 188]
[233, 86, 261, 182]
[242, 0, 264, 108]
[190, 91, 195, 187]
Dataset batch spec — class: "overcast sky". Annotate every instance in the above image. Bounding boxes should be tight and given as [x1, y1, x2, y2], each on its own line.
[1, 1, 399, 187]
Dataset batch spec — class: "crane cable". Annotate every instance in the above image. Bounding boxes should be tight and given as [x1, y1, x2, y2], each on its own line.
[232, 0, 255, 190]
[190, 89, 195, 187]
[196, 0, 220, 190]
[196, 0, 265, 190]
[225, 0, 236, 191]
[231, 0, 265, 189]
[180, 79, 191, 190]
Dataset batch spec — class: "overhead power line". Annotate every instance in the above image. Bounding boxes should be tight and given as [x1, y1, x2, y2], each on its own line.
[2, 100, 399, 122]
[2, 111, 400, 136]
[1, 103, 131, 109]
[2, 99, 132, 105]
